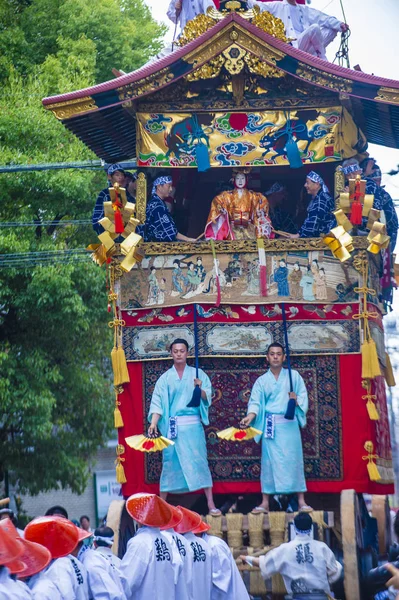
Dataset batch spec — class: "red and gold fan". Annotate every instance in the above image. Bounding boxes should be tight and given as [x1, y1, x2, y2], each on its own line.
[217, 426, 262, 442]
[125, 434, 174, 453]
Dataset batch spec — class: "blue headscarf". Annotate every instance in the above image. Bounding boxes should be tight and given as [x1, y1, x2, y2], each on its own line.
[307, 171, 329, 194]
[107, 163, 125, 176]
[342, 162, 362, 176]
[152, 175, 172, 196]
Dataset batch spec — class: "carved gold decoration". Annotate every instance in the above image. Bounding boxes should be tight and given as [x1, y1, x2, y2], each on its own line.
[222, 45, 246, 74]
[135, 172, 147, 225]
[177, 13, 217, 47]
[367, 222, 390, 254]
[323, 225, 354, 262]
[243, 54, 285, 79]
[117, 68, 174, 102]
[186, 55, 225, 82]
[46, 96, 97, 120]
[251, 10, 287, 42]
[207, 4, 260, 20]
[334, 166, 345, 208]
[296, 64, 353, 93]
[140, 236, 369, 256]
[375, 86, 399, 105]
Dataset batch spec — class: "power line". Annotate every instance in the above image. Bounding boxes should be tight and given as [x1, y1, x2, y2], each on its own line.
[0, 160, 137, 174]
[0, 220, 92, 228]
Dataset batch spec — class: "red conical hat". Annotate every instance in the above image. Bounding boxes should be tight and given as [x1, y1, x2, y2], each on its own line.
[160, 505, 183, 531]
[4, 558, 26, 574]
[76, 528, 93, 542]
[0, 518, 24, 564]
[174, 507, 202, 534]
[24, 516, 79, 559]
[126, 494, 172, 528]
[16, 539, 51, 578]
[192, 520, 211, 534]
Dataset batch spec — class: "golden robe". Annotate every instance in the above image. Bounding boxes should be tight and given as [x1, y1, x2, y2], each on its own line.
[205, 188, 272, 240]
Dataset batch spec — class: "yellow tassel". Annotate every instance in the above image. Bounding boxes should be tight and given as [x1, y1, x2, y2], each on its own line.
[116, 347, 130, 384]
[366, 399, 379, 421]
[368, 338, 381, 378]
[384, 352, 396, 387]
[111, 346, 120, 386]
[116, 461, 127, 484]
[114, 405, 124, 428]
[361, 339, 372, 379]
[367, 461, 381, 482]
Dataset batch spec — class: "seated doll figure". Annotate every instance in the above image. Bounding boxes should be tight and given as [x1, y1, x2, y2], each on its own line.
[205, 170, 273, 240]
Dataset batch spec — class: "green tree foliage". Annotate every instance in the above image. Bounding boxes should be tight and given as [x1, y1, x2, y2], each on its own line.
[0, 0, 166, 84]
[0, 0, 165, 493]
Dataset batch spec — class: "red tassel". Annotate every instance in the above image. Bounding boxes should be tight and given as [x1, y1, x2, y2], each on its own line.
[114, 208, 124, 233]
[350, 201, 363, 225]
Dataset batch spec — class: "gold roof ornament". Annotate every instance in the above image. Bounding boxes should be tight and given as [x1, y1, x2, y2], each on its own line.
[177, 3, 287, 47]
[367, 222, 390, 254]
[323, 225, 354, 262]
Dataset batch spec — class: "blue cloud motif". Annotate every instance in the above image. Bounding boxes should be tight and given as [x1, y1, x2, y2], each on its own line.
[219, 141, 256, 157]
[214, 154, 241, 167]
[145, 114, 173, 134]
[246, 114, 271, 134]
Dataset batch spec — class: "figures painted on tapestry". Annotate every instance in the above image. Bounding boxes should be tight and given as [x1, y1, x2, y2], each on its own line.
[132, 251, 347, 310]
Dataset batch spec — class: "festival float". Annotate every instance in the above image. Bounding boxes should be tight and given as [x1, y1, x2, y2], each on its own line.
[42, 1, 399, 597]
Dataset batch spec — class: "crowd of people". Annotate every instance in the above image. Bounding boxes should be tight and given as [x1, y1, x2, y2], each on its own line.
[92, 158, 397, 250]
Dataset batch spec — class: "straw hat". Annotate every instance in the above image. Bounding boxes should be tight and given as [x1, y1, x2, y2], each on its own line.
[192, 520, 211, 535]
[15, 539, 51, 578]
[160, 506, 183, 531]
[76, 528, 93, 542]
[126, 494, 172, 528]
[0, 518, 24, 565]
[174, 507, 202, 534]
[25, 516, 79, 559]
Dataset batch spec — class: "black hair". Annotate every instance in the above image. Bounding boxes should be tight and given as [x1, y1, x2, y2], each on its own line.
[173, 259, 180, 266]
[150, 266, 156, 272]
[94, 526, 114, 547]
[169, 338, 189, 351]
[80, 515, 90, 523]
[0, 509, 17, 527]
[124, 171, 137, 181]
[294, 512, 313, 532]
[45, 505, 68, 519]
[267, 342, 285, 354]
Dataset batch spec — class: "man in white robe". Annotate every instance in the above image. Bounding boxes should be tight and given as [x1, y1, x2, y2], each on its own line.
[28, 570, 62, 600]
[148, 338, 220, 515]
[240, 513, 342, 597]
[93, 526, 121, 569]
[167, 0, 217, 32]
[160, 505, 193, 600]
[248, 0, 349, 60]
[120, 494, 176, 600]
[240, 342, 310, 514]
[193, 520, 250, 600]
[175, 507, 212, 600]
[80, 547, 126, 600]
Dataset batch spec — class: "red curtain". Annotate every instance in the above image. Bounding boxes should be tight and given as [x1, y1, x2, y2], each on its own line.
[119, 356, 393, 497]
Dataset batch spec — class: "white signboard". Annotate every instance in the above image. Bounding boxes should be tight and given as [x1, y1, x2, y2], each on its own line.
[94, 470, 122, 523]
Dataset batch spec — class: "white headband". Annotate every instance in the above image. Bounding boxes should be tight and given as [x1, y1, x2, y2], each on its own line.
[94, 535, 114, 545]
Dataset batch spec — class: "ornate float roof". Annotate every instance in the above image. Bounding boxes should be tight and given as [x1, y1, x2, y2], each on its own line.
[42, 12, 399, 162]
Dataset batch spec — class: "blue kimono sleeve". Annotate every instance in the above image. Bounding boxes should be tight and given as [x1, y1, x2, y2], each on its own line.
[148, 372, 169, 436]
[292, 370, 308, 428]
[247, 376, 265, 443]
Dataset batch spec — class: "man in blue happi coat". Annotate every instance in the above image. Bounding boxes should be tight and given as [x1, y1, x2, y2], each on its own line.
[240, 342, 311, 514]
[288, 172, 334, 239]
[148, 338, 221, 515]
[136, 176, 196, 242]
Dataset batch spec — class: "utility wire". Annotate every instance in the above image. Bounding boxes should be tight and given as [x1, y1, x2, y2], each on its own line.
[0, 220, 92, 228]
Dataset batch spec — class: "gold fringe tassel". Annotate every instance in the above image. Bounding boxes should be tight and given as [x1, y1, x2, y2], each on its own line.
[114, 405, 124, 428]
[361, 338, 381, 379]
[111, 346, 120, 386]
[115, 461, 127, 484]
[116, 346, 130, 384]
[384, 352, 396, 387]
[363, 441, 381, 482]
[366, 399, 379, 421]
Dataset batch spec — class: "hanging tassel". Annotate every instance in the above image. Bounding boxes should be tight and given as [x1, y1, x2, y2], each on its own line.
[350, 200, 363, 225]
[114, 400, 124, 428]
[361, 339, 372, 379]
[363, 441, 381, 482]
[257, 237, 267, 297]
[116, 346, 130, 384]
[114, 208, 124, 234]
[111, 346, 120, 386]
[384, 352, 396, 387]
[195, 142, 211, 173]
[368, 338, 381, 378]
[366, 399, 379, 421]
[115, 460, 127, 484]
[285, 138, 303, 169]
